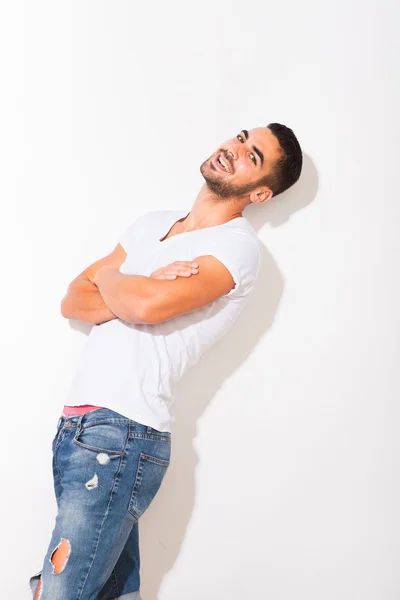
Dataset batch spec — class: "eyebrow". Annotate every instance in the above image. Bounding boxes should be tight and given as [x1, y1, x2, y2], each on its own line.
[240, 129, 264, 167]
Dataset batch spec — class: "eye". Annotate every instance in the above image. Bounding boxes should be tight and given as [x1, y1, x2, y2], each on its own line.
[237, 134, 244, 143]
[250, 153, 257, 165]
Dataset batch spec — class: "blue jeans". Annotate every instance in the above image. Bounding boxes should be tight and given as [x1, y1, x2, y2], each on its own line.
[29, 407, 171, 599]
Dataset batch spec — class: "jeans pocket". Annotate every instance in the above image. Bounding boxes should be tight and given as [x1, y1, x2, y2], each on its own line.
[128, 453, 170, 520]
[73, 422, 128, 456]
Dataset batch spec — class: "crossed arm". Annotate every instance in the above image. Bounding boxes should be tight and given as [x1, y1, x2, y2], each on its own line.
[61, 243, 235, 325]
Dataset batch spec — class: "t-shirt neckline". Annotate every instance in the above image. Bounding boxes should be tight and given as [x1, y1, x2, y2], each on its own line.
[158, 209, 246, 244]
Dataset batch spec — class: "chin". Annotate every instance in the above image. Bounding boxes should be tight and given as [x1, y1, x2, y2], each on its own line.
[200, 159, 212, 180]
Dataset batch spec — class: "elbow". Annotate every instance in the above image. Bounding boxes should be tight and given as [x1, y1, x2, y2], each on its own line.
[60, 294, 78, 320]
[61, 296, 72, 319]
[126, 298, 162, 325]
[120, 283, 166, 325]
[140, 306, 162, 324]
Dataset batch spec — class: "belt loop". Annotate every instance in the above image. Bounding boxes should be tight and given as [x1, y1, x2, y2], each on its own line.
[57, 416, 62, 429]
[147, 426, 152, 434]
[76, 414, 84, 435]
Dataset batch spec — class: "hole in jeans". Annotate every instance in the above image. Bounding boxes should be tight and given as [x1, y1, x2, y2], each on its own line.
[50, 538, 71, 574]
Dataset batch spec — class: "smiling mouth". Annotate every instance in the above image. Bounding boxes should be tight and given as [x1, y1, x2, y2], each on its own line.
[213, 152, 232, 174]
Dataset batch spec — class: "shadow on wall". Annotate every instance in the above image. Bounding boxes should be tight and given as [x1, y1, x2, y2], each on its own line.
[139, 154, 318, 599]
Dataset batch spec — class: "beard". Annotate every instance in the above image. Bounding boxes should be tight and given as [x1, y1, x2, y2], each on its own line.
[200, 155, 261, 199]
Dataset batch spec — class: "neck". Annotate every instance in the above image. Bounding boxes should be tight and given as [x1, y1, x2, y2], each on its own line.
[182, 184, 248, 230]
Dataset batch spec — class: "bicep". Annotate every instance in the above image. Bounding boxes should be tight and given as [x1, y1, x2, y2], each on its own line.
[142, 255, 235, 323]
[73, 243, 127, 284]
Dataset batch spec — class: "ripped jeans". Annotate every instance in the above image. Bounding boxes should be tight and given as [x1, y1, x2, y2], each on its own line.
[29, 407, 171, 599]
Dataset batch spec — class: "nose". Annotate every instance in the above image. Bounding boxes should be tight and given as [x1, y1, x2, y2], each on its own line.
[226, 146, 238, 161]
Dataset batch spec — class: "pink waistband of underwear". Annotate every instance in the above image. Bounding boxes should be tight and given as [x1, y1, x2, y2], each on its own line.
[63, 404, 103, 416]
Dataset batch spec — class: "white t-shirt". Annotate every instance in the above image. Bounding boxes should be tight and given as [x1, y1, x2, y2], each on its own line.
[64, 209, 262, 432]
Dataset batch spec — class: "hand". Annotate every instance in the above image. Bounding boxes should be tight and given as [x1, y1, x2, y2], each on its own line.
[150, 261, 199, 280]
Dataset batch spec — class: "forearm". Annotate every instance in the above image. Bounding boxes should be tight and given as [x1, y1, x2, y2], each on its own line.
[94, 268, 154, 323]
[61, 276, 118, 325]
[94, 256, 235, 325]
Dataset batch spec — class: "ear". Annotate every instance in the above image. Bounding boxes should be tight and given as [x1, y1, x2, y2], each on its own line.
[249, 187, 273, 205]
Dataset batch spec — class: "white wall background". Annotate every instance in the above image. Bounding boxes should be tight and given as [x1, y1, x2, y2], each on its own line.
[1, 1, 398, 598]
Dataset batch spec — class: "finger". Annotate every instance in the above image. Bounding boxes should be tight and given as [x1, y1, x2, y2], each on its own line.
[170, 268, 199, 276]
[165, 269, 193, 277]
[171, 261, 199, 268]
[151, 271, 175, 279]
[151, 265, 199, 279]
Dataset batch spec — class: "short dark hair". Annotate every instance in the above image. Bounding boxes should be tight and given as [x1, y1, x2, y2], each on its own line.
[261, 123, 303, 197]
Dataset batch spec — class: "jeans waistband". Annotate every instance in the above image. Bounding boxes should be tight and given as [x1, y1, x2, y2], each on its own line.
[56, 407, 170, 437]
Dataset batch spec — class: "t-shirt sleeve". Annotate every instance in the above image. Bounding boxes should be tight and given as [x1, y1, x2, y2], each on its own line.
[208, 232, 262, 300]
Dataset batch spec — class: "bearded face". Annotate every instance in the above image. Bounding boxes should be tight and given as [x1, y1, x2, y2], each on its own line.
[200, 128, 280, 200]
[200, 150, 262, 198]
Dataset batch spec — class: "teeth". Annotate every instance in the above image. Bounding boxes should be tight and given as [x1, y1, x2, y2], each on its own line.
[218, 156, 228, 172]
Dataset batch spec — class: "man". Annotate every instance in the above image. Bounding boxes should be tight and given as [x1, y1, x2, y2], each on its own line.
[30, 123, 302, 599]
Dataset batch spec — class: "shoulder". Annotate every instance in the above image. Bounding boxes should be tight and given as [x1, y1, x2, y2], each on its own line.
[208, 218, 262, 299]
[217, 218, 262, 263]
